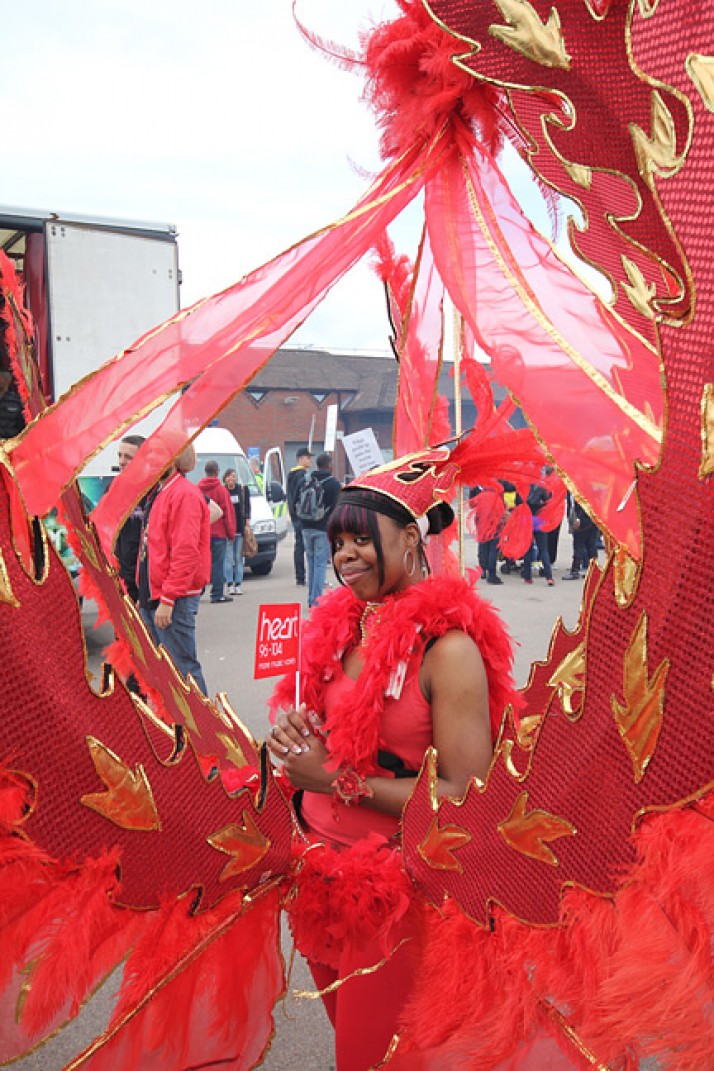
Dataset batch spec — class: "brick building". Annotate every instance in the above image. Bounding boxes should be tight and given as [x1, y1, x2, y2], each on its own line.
[219, 346, 514, 480]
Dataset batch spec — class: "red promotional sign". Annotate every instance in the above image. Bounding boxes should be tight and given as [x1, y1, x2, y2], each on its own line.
[254, 603, 301, 679]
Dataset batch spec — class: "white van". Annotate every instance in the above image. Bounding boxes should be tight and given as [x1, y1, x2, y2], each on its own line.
[187, 427, 286, 575]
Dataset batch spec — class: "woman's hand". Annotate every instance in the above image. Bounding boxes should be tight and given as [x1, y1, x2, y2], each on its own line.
[267, 705, 333, 794]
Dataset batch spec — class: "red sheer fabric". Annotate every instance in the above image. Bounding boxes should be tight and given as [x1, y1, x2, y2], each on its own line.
[425, 141, 662, 556]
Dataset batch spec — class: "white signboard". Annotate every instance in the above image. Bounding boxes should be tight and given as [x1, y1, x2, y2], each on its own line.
[342, 428, 384, 476]
[324, 404, 339, 453]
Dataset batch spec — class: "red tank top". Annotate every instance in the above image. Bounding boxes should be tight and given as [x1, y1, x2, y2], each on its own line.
[301, 654, 432, 848]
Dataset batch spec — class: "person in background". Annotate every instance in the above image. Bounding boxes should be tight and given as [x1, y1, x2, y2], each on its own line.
[521, 481, 554, 586]
[287, 446, 313, 587]
[563, 496, 600, 579]
[198, 459, 237, 603]
[223, 467, 250, 596]
[542, 465, 566, 567]
[469, 484, 504, 585]
[249, 455, 264, 493]
[114, 434, 146, 603]
[301, 451, 341, 608]
[141, 444, 211, 694]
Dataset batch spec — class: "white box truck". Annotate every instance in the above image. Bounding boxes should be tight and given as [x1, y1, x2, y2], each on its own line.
[0, 205, 180, 474]
[187, 426, 286, 576]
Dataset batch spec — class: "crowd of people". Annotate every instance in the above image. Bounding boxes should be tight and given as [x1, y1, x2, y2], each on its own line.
[470, 468, 601, 588]
[112, 438, 346, 697]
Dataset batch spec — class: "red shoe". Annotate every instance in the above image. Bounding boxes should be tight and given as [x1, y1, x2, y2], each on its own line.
[547, 578, 555, 586]
[523, 578, 533, 585]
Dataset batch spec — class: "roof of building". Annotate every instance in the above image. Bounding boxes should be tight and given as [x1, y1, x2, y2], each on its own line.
[249, 346, 491, 413]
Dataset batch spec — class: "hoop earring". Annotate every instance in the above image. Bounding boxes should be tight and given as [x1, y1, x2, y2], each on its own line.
[403, 547, 417, 578]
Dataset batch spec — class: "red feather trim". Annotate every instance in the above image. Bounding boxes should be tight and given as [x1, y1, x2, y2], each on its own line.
[288, 834, 415, 970]
[271, 574, 522, 775]
[467, 484, 506, 543]
[499, 502, 534, 561]
[395, 803, 714, 1070]
[363, 0, 507, 162]
[93, 888, 283, 1071]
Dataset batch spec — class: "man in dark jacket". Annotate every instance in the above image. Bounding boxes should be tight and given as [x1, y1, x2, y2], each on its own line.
[114, 434, 146, 603]
[299, 452, 341, 608]
[198, 460, 237, 603]
[286, 446, 313, 586]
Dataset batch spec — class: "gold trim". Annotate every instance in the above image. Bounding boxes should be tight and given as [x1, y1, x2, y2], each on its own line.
[544, 1001, 615, 1069]
[699, 383, 714, 478]
[421, 1, 695, 329]
[294, 937, 412, 999]
[8, 139, 446, 516]
[461, 153, 662, 444]
[60, 890, 277, 1070]
[0, 545, 19, 606]
[686, 53, 714, 114]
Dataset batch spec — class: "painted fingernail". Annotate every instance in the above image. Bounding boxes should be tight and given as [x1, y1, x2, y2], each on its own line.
[302, 727, 310, 736]
[301, 745, 310, 753]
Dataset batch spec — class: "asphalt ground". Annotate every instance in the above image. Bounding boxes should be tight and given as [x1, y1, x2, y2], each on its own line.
[18, 528, 590, 1071]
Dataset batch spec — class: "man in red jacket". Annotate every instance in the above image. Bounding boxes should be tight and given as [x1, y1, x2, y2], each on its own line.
[143, 444, 211, 694]
[198, 459, 237, 603]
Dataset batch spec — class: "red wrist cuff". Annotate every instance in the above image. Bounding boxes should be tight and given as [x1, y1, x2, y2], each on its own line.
[331, 767, 373, 819]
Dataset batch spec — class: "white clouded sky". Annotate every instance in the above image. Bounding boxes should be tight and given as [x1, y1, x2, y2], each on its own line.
[2, 1, 570, 354]
[1, 1, 419, 352]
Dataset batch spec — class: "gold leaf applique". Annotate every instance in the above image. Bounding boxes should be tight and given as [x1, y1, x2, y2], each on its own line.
[561, 159, 592, 189]
[686, 54, 714, 114]
[417, 815, 472, 873]
[498, 791, 576, 867]
[637, 0, 661, 18]
[207, 811, 270, 882]
[216, 731, 250, 770]
[631, 90, 680, 186]
[613, 545, 641, 606]
[611, 612, 669, 782]
[548, 643, 586, 717]
[489, 0, 571, 70]
[621, 255, 657, 320]
[699, 383, 714, 478]
[80, 736, 161, 831]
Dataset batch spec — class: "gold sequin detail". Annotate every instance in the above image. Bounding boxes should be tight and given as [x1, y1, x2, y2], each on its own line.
[611, 612, 669, 782]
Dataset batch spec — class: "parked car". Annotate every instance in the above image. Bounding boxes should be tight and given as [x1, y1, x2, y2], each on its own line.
[187, 426, 286, 576]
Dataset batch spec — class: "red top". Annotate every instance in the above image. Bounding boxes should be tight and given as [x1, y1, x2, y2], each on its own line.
[301, 654, 432, 848]
[148, 473, 211, 606]
[197, 476, 237, 540]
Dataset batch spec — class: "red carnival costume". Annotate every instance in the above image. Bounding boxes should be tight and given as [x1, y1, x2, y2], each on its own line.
[1, 2, 714, 1070]
[272, 574, 522, 1070]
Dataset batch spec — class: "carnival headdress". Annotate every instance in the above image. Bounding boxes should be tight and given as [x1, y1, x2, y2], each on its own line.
[339, 396, 543, 537]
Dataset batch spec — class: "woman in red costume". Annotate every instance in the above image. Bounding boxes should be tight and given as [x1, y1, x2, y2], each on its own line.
[268, 452, 524, 1071]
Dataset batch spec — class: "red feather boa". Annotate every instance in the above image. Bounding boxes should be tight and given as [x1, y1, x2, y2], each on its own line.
[270, 574, 522, 776]
[288, 833, 416, 970]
